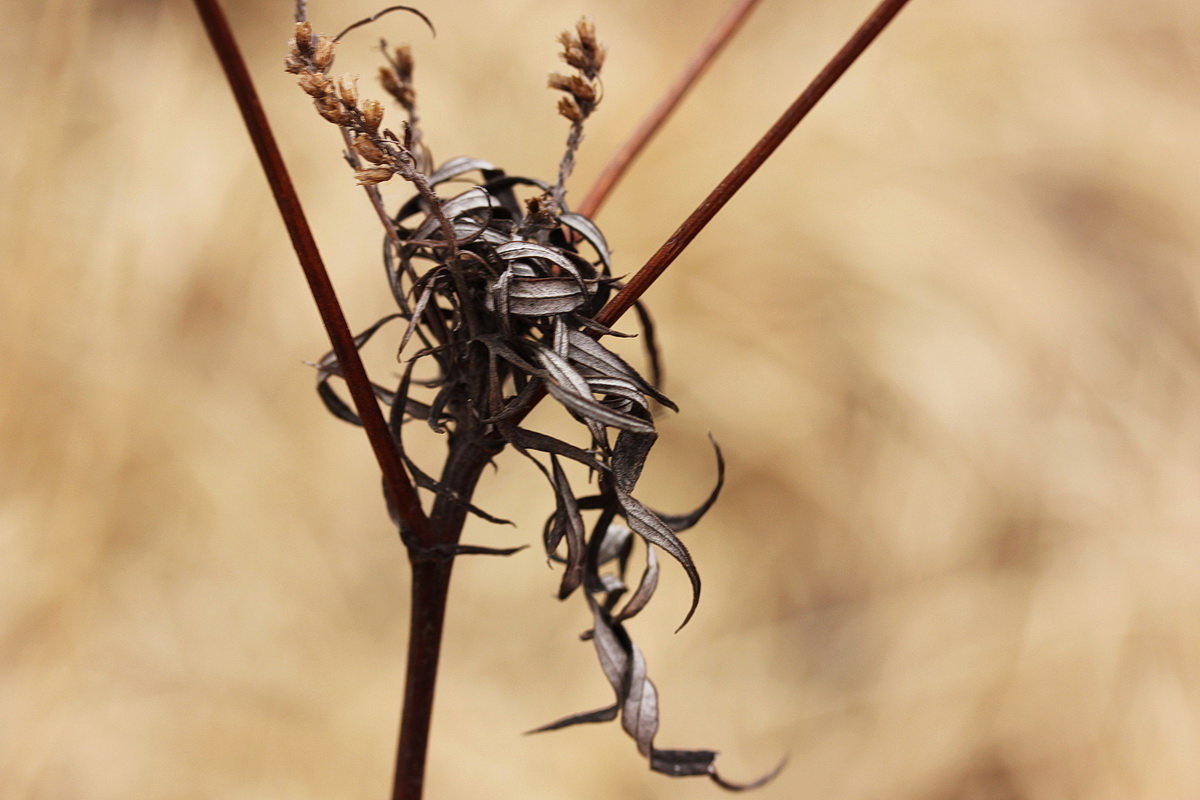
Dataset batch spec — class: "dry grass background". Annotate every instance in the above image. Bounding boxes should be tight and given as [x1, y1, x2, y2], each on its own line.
[3, 0, 1199, 798]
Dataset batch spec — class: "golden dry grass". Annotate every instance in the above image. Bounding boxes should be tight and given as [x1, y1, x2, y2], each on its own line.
[3, 1, 1200, 798]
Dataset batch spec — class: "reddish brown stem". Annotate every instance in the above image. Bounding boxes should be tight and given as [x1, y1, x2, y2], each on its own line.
[193, 3, 455, 798]
[391, 437, 497, 800]
[391, 560, 452, 800]
[190, 0, 432, 548]
[596, 0, 913, 328]
[577, 0, 764, 219]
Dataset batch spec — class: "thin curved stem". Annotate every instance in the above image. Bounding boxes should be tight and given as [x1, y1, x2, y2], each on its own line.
[595, 0, 914, 328]
[576, 0, 764, 218]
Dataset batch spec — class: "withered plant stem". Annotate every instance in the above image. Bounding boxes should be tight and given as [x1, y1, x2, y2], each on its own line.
[577, 0, 764, 218]
[193, 3, 457, 798]
[191, 0, 433, 547]
[595, 0, 913, 328]
[392, 436, 498, 799]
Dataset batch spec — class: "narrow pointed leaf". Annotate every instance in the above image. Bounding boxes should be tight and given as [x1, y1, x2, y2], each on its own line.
[650, 749, 719, 777]
[496, 424, 608, 473]
[615, 545, 659, 622]
[504, 276, 588, 316]
[621, 645, 660, 756]
[707, 757, 789, 791]
[612, 427, 657, 494]
[550, 455, 587, 599]
[428, 156, 497, 186]
[616, 489, 701, 630]
[656, 436, 725, 532]
[559, 211, 612, 271]
[526, 703, 619, 734]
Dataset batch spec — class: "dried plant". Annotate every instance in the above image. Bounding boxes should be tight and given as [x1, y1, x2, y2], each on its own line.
[287, 8, 770, 789]
[193, 0, 912, 797]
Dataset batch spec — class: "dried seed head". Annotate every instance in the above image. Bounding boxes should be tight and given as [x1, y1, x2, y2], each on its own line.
[559, 19, 605, 79]
[294, 21, 314, 55]
[353, 133, 388, 164]
[391, 46, 414, 82]
[297, 71, 331, 98]
[548, 74, 592, 101]
[361, 98, 385, 132]
[284, 53, 307, 74]
[355, 165, 395, 186]
[548, 73, 597, 109]
[549, 20, 604, 200]
[314, 95, 350, 125]
[524, 194, 561, 228]
[379, 67, 401, 97]
[313, 35, 337, 71]
[337, 74, 359, 107]
[379, 47, 417, 111]
[557, 95, 582, 123]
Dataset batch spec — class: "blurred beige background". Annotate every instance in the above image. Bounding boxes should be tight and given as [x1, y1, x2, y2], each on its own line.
[4, 0, 1200, 798]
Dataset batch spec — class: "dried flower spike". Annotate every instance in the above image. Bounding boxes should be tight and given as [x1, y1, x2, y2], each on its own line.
[287, 9, 444, 194]
[361, 98, 384, 131]
[549, 18, 605, 203]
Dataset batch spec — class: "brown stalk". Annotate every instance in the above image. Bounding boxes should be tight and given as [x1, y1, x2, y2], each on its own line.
[596, 0, 913, 328]
[191, 4, 459, 800]
[191, 0, 431, 548]
[576, 0, 764, 218]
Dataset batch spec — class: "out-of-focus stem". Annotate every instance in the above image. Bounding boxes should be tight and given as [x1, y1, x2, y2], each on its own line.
[596, 0, 914, 328]
[577, 0, 764, 218]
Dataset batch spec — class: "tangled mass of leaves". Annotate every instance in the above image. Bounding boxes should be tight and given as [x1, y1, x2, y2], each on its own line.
[287, 9, 775, 789]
